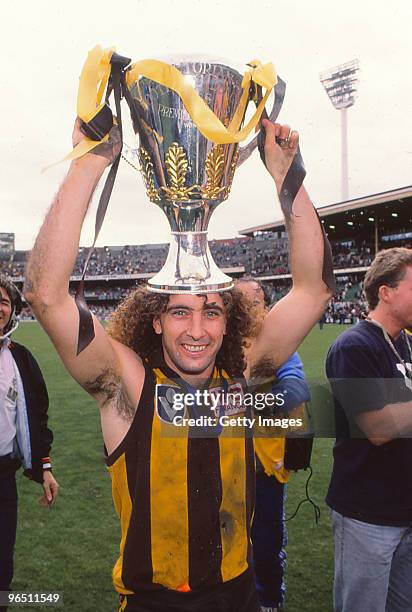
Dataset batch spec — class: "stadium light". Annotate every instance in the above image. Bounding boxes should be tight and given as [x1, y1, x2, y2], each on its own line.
[320, 59, 360, 201]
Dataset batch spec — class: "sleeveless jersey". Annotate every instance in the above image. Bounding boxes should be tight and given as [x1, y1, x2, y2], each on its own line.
[106, 356, 255, 596]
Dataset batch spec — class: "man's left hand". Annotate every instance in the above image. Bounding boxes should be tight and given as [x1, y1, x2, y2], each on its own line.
[39, 471, 59, 507]
[262, 119, 299, 192]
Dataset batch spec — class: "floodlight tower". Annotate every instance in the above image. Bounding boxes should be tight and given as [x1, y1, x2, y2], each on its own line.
[320, 59, 359, 201]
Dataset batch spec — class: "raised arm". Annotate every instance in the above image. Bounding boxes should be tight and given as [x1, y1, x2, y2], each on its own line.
[24, 123, 134, 396]
[249, 121, 333, 375]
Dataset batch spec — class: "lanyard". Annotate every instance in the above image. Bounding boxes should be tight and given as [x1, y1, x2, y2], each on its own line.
[366, 318, 412, 380]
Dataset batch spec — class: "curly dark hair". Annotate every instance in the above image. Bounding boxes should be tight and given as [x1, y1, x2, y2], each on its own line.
[107, 286, 252, 377]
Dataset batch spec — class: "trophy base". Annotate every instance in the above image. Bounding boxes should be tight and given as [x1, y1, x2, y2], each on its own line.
[147, 279, 234, 295]
[147, 231, 234, 295]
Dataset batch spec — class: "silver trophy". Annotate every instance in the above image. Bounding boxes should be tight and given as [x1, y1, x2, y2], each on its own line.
[123, 59, 284, 293]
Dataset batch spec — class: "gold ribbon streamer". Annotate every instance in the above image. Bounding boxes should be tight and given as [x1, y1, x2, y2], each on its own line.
[62, 46, 277, 163]
[43, 45, 113, 171]
[70, 45, 115, 159]
[126, 58, 277, 144]
[77, 45, 114, 121]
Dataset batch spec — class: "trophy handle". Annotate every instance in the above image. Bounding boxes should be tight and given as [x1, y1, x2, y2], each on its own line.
[237, 77, 286, 167]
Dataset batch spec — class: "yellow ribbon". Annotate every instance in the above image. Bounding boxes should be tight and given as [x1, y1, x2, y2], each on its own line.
[64, 45, 277, 162]
[70, 45, 115, 159]
[126, 58, 277, 144]
[43, 45, 114, 170]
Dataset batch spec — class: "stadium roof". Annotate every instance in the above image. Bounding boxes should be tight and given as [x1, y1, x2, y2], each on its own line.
[239, 185, 412, 240]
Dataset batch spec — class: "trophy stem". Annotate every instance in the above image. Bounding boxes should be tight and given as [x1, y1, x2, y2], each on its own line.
[147, 231, 233, 294]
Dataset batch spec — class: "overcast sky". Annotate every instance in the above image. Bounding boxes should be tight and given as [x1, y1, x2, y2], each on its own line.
[2, 0, 411, 250]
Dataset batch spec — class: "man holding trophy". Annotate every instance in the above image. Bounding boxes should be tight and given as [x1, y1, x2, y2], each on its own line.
[25, 49, 333, 611]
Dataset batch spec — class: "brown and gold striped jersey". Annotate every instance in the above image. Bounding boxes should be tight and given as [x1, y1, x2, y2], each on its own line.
[106, 354, 255, 596]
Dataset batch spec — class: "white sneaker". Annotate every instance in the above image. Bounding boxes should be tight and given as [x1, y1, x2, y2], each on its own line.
[260, 607, 279, 612]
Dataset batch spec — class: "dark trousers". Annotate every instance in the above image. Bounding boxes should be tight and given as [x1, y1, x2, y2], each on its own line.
[0, 472, 18, 592]
[119, 569, 259, 612]
[251, 470, 287, 608]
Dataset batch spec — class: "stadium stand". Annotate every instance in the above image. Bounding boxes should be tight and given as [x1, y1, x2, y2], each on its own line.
[2, 185, 411, 322]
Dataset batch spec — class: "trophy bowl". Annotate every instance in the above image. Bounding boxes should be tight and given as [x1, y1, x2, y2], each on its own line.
[123, 59, 258, 293]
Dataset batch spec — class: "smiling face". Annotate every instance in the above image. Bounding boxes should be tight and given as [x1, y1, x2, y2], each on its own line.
[0, 286, 12, 335]
[152, 293, 227, 382]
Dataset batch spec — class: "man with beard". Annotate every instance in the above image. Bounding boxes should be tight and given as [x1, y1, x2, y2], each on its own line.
[24, 118, 331, 612]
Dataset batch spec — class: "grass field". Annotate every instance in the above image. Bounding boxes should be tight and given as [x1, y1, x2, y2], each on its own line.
[11, 322, 348, 612]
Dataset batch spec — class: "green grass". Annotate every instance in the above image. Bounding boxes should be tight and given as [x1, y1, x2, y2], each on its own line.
[283, 325, 346, 612]
[11, 322, 349, 612]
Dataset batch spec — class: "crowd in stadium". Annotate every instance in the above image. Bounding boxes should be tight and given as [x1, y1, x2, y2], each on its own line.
[3, 233, 411, 324]
[0, 237, 385, 279]
[17, 278, 367, 325]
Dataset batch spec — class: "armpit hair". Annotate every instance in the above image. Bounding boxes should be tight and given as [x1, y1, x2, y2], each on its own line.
[250, 357, 278, 381]
[83, 368, 135, 421]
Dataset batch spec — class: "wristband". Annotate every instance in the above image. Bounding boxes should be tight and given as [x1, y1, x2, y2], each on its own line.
[42, 457, 52, 471]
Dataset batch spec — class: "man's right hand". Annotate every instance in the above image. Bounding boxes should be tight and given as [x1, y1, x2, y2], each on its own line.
[72, 118, 122, 167]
